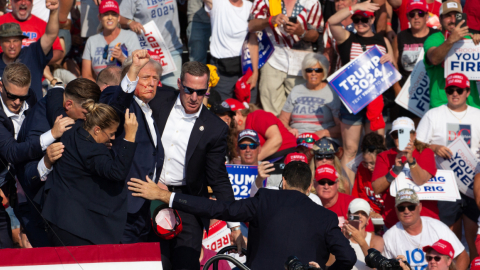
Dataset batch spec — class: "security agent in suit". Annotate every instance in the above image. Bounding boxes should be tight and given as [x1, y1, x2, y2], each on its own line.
[0, 63, 73, 248]
[99, 50, 164, 243]
[138, 61, 244, 270]
[14, 78, 101, 247]
[129, 161, 357, 270]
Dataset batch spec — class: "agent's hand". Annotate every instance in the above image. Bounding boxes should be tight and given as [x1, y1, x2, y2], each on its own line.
[308, 262, 321, 269]
[447, 20, 469, 44]
[285, 21, 304, 36]
[51, 115, 75, 139]
[257, 161, 275, 181]
[129, 21, 146, 35]
[124, 108, 138, 142]
[129, 176, 171, 202]
[127, 49, 151, 81]
[434, 145, 453, 159]
[44, 142, 65, 169]
[111, 45, 126, 63]
[46, 0, 59, 10]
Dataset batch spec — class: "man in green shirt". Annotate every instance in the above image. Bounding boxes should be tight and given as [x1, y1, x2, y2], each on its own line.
[424, 0, 480, 109]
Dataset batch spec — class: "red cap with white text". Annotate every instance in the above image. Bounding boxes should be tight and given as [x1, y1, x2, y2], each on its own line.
[99, 0, 120, 14]
[353, 10, 374, 18]
[470, 257, 480, 270]
[315, 165, 338, 182]
[406, 0, 428, 13]
[284, 153, 308, 165]
[224, 98, 248, 111]
[422, 239, 455, 259]
[445, 73, 470, 89]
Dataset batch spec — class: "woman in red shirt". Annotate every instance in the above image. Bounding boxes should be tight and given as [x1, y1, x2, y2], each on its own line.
[371, 117, 438, 228]
[226, 99, 297, 161]
[352, 133, 387, 215]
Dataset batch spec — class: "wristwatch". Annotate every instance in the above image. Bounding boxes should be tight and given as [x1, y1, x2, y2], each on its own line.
[299, 29, 306, 39]
[408, 158, 417, 169]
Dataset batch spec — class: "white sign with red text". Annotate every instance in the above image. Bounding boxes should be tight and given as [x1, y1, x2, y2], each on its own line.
[202, 221, 231, 252]
[138, 21, 176, 75]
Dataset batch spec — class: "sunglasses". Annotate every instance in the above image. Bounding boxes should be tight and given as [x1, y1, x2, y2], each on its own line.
[297, 137, 315, 144]
[408, 10, 426, 18]
[445, 87, 466, 95]
[352, 17, 370, 24]
[238, 143, 259, 150]
[317, 179, 337, 186]
[426, 256, 442, 262]
[181, 82, 208, 96]
[103, 44, 109, 60]
[396, 204, 417, 212]
[315, 154, 335, 160]
[305, 68, 323, 73]
[2, 83, 30, 101]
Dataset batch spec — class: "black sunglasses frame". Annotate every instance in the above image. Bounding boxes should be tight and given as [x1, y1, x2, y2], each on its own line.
[426, 255, 442, 262]
[317, 179, 337, 186]
[445, 87, 466, 95]
[396, 204, 417, 212]
[181, 82, 208, 96]
[2, 81, 30, 101]
[408, 10, 426, 18]
[315, 154, 335, 160]
[238, 143, 259, 150]
[305, 68, 324, 73]
[352, 17, 370, 24]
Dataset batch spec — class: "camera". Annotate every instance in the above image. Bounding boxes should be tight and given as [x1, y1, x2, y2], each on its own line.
[284, 256, 321, 270]
[365, 249, 411, 270]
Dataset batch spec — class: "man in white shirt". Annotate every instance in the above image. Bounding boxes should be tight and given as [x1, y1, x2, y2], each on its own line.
[416, 72, 480, 260]
[382, 188, 469, 270]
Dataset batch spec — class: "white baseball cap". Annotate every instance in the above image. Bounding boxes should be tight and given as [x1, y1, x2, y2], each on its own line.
[348, 198, 370, 216]
[390, 117, 415, 134]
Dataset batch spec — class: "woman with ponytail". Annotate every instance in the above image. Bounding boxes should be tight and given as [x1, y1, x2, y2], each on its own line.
[42, 101, 139, 247]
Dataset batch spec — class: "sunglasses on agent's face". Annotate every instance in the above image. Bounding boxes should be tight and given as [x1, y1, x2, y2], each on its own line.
[2, 83, 30, 101]
[181, 82, 208, 96]
[317, 179, 337, 186]
[352, 16, 370, 24]
[238, 143, 259, 150]
[445, 87, 467, 95]
[396, 204, 417, 212]
[426, 256, 443, 262]
[315, 154, 335, 160]
[408, 10, 426, 18]
[297, 137, 315, 144]
[305, 68, 324, 74]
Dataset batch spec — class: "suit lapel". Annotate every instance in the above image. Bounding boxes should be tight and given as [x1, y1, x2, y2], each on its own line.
[154, 94, 178, 138]
[134, 102, 156, 147]
[185, 106, 208, 166]
[0, 106, 14, 136]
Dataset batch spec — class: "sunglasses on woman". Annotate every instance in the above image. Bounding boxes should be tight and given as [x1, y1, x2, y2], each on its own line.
[181, 82, 208, 96]
[305, 68, 323, 73]
[445, 87, 466, 95]
[297, 137, 315, 144]
[315, 154, 335, 160]
[238, 143, 259, 150]
[396, 204, 417, 212]
[352, 17, 369, 24]
[317, 179, 337, 186]
[2, 83, 30, 101]
[408, 11, 426, 18]
[426, 256, 442, 262]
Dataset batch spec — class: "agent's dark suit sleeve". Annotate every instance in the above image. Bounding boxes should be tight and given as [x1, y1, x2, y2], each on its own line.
[172, 193, 258, 223]
[82, 139, 138, 182]
[99, 86, 135, 135]
[206, 123, 235, 202]
[324, 215, 357, 270]
[45, 87, 67, 128]
[0, 122, 43, 165]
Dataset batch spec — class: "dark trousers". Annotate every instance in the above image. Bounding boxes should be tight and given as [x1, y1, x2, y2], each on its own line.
[47, 223, 94, 247]
[0, 206, 13, 249]
[13, 202, 50, 247]
[121, 200, 152, 244]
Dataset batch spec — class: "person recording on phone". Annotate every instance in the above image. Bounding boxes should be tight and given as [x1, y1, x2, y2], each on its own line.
[372, 117, 439, 229]
[128, 161, 356, 270]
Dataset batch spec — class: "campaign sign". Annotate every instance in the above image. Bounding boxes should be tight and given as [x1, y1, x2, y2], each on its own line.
[202, 221, 231, 252]
[435, 137, 480, 199]
[395, 48, 430, 117]
[394, 170, 460, 202]
[227, 165, 258, 200]
[241, 30, 275, 75]
[138, 21, 176, 75]
[444, 40, 480, 80]
[328, 45, 402, 114]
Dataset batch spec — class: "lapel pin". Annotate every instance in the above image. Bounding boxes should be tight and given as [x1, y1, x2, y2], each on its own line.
[199, 126, 204, 131]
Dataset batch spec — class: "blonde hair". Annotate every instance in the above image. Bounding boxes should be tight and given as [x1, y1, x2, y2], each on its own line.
[239, 103, 260, 117]
[3, 63, 31, 88]
[82, 100, 120, 132]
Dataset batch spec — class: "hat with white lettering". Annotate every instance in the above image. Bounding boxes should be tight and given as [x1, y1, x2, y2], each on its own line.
[395, 188, 420, 206]
[445, 73, 470, 89]
[422, 239, 455, 259]
[285, 153, 308, 165]
[440, 0, 462, 15]
[297, 133, 320, 149]
[238, 129, 260, 144]
[225, 98, 248, 111]
[390, 117, 415, 134]
[99, 0, 120, 14]
[470, 257, 480, 270]
[406, 0, 428, 13]
[315, 164, 338, 182]
[348, 198, 371, 216]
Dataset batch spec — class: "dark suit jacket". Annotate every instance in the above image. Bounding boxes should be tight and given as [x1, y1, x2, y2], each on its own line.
[150, 89, 235, 228]
[100, 86, 164, 214]
[173, 189, 357, 270]
[42, 123, 137, 244]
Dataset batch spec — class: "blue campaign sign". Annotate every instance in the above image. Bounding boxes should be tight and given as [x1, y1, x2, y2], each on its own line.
[226, 165, 258, 200]
[241, 30, 275, 75]
[328, 45, 402, 114]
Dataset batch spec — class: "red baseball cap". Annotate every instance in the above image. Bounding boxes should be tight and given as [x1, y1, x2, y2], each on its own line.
[150, 200, 183, 240]
[224, 98, 247, 111]
[235, 69, 252, 103]
[297, 133, 320, 149]
[285, 153, 308, 165]
[470, 257, 480, 270]
[352, 10, 374, 18]
[445, 73, 470, 89]
[406, 0, 428, 13]
[99, 0, 120, 14]
[422, 239, 455, 259]
[315, 164, 338, 182]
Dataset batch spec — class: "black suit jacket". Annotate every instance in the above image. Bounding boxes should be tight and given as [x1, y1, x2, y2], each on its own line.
[42, 123, 137, 244]
[173, 189, 357, 270]
[149, 89, 235, 228]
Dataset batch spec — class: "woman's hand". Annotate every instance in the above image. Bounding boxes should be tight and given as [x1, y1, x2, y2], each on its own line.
[257, 161, 274, 181]
[380, 53, 394, 64]
[353, 0, 380, 13]
[395, 151, 404, 167]
[344, 223, 366, 245]
[288, 128, 299, 137]
[124, 108, 138, 142]
[404, 139, 415, 164]
[111, 46, 126, 63]
[129, 21, 146, 35]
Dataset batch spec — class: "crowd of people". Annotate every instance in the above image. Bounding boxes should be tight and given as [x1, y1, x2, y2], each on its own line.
[1, 0, 480, 268]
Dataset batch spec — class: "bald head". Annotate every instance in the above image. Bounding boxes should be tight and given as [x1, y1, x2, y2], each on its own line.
[96, 66, 122, 91]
